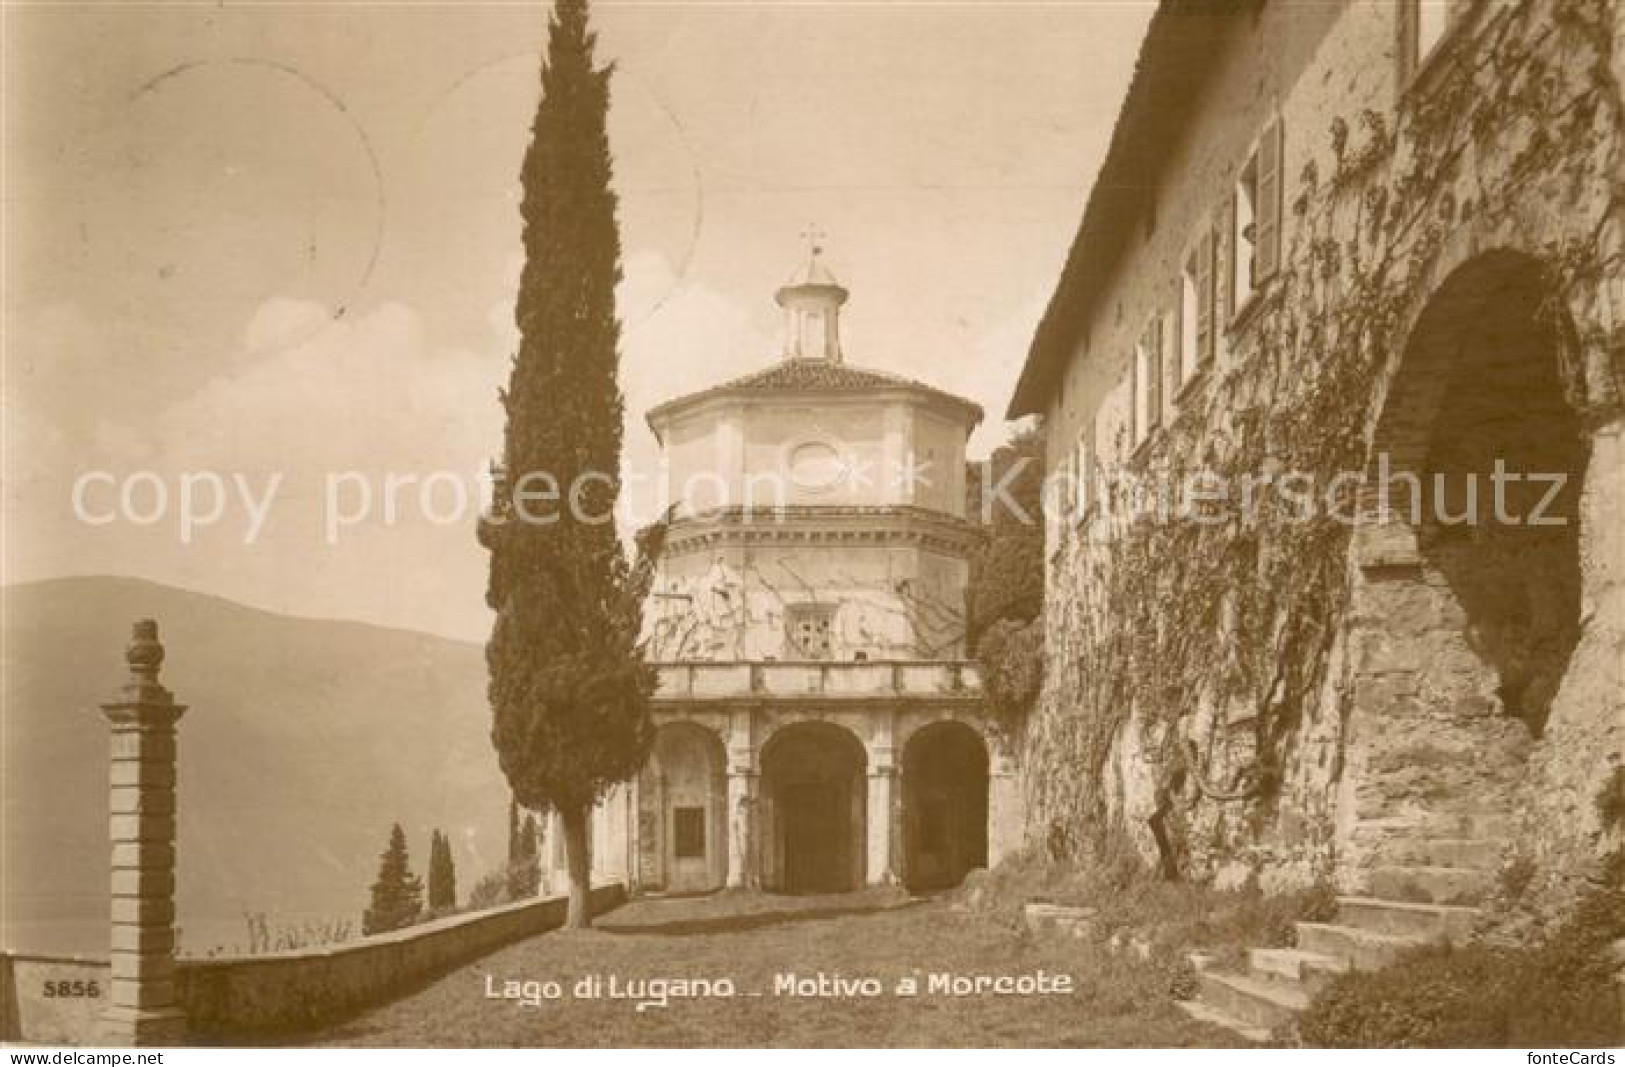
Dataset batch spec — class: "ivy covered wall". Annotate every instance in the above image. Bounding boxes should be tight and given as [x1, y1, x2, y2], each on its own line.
[1024, 0, 1623, 905]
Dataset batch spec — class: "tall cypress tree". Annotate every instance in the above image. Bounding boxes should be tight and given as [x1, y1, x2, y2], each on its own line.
[481, 0, 666, 929]
[362, 823, 423, 935]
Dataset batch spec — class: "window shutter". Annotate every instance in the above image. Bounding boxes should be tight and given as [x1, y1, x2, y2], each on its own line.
[1256, 120, 1283, 281]
[1217, 195, 1235, 326]
[1057, 451, 1074, 518]
[1080, 417, 1094, 515]
[1127, 350, 1138, 448]
[1147, 317, 1163, 431]
[1162, 309, 1179, 416]
[1172, 280, 1186, 387]
[1195, 231, 1214, 366]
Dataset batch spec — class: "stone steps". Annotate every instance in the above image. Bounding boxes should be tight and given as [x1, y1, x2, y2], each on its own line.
[1176, 893, 1480, 1042]
[1196, 970, 1310, 1030]
[1295, 921, 1426, 969]
[1384, 837, 1503, 869]
[1173, 997, 1271, 1043]
[1334, 895, 1480, 939]
[1247, 947, 1348, 991]
[1367, 864, 1494, 904]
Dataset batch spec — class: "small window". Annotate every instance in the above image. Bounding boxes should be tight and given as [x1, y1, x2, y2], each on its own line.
[673, 807, 705, 859]
[1054, 450, 1075, 521]
[1233, 158, 1258, 311]
[1418, 0, 1449, 55]
[1231, 120, 1283, 317]
[1074, 417, 1095, 519]
[1400, 0, 1457, 82]
[785, 603, 835, 660]
[1133, 317, 1163, 447]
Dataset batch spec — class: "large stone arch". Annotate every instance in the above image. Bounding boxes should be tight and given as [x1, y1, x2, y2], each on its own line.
[758, 720, 868, 893]
[637, 720, 728, 893]
[1343, 248, 1592, 899]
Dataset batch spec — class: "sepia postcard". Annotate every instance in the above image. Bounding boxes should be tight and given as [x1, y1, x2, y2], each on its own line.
[2, 0, 1623, 1054]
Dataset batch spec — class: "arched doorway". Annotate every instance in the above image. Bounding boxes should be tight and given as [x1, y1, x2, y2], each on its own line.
[1350, 250, 1587, 896]
[902, 721, 989, 892]
[637, 723, 727, 893]
[760, 722, 866, 893]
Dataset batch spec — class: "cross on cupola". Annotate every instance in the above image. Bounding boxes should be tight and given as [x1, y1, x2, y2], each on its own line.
[776, 225, 848, 362]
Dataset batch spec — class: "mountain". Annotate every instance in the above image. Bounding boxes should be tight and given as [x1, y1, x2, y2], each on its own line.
[1, 576, 509, 956]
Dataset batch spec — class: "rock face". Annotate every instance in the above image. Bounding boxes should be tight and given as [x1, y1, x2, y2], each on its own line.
[1011, 0, 1625, 910]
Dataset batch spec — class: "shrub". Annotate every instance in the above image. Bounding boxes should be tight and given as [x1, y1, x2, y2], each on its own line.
[468, 870, 512, 910]
[1298, 878, 1624, 1048]
[238, 912, 353, 955]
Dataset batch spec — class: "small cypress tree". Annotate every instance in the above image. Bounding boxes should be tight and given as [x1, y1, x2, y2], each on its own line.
[508, 810, 542, 899]
[506, 797, 518, 864]
[427, 829, 457, 911]
[362, 823, 423, 935]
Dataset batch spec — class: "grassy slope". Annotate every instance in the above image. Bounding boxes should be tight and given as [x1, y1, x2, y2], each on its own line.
[306, 892, 1248, 1048]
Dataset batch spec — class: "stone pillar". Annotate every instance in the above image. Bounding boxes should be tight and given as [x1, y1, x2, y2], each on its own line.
[986, 751, 1023, 869]
[865, 713, 897, 885]
[866, 766, 898, 885]
[725, 709, 758, 889]
[100, 619, 187, 1046]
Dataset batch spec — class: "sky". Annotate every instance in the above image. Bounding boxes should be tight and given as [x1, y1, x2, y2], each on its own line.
[2, 0, 1154, 642]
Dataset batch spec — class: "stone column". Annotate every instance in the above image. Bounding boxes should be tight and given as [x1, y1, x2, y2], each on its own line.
[986, 751, 1023, 869]
[725, 709, 758, 889]
[865, 712, 897, 885]
[866, 766, 898, 885]
[100, 619, 187, 1046]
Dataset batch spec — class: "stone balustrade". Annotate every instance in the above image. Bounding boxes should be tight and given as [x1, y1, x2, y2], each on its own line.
[651, 659, 981, 702]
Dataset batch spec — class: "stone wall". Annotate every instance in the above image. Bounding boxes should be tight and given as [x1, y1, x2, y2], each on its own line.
[1, 955, 111, 1046]
[1023, 0, 1624, 902]
[2, 886, 625, 1044]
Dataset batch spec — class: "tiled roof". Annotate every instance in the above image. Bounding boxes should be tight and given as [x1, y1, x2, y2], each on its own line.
[647, 358, 983, 428]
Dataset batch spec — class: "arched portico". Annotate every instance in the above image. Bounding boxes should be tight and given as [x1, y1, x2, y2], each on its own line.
[637, 721, 728, 893]
[759, 720, 868, 893]
[901, 720, 989, 891]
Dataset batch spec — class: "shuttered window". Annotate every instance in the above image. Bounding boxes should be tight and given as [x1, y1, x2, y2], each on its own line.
[1255, 119, 1283, 282]
[1194, 230, 1215, 371]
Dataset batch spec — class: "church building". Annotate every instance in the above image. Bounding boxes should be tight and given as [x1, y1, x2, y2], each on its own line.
[543, 240, 1022, 896]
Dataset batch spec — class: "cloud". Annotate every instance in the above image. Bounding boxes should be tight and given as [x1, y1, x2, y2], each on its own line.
[5, 257, 768, 640]
[617, 250, 768, 526]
